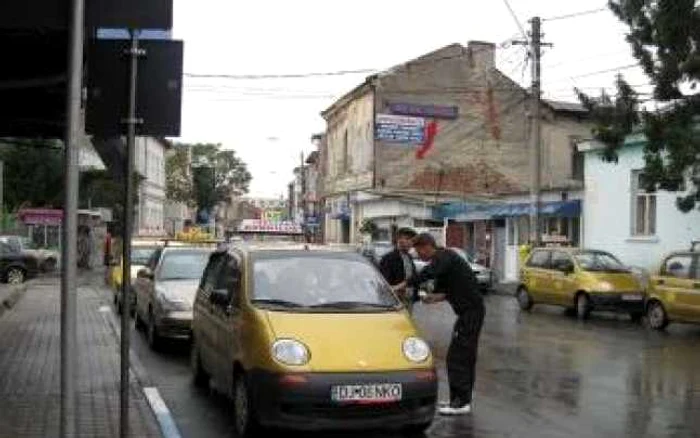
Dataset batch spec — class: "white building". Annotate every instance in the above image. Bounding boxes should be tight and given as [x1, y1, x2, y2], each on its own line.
[579, 134, 700, 270]
[135, 137, 169, 235]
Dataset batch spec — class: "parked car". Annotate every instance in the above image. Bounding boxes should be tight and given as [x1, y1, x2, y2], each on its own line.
[191, 243, 437, 436]
[133, 245, 215, 350]
[359, 241, 394, 265]
[111, 239, 166, 316]
[517, 247, 645, 321]
[0, 236, 40, 283]
[645, 246, 700, 330]
[410, 247, 494, 293]
[0, 235, 57, 272]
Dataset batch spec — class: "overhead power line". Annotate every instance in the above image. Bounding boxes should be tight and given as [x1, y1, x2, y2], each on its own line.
[545, 63, 640, 84]
[502, 0, 529, 42]
[543, 7, 608, 22]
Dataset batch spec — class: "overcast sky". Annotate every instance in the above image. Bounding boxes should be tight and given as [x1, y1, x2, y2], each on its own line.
[172, 0, 650, 198]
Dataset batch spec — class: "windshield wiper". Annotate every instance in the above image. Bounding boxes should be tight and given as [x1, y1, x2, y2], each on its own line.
[250, 298, 305, 308]
[308, 301, 396, 309]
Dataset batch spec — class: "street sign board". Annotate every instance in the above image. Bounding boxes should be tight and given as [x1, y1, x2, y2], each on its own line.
[388, 102, 459, 120]
[375, 114, 425, 144]
[86, 38, 183, 136]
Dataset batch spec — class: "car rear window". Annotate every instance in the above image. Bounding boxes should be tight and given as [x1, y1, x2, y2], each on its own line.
[527, 250, 551, 268]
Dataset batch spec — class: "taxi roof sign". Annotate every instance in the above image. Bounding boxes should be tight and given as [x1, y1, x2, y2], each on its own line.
[237, 219, 302, 235]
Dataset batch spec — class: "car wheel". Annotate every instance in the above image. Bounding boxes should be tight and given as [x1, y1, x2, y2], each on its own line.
[147, 310, 160, 350]
[191, 337, 210, 389]
[575, 293, 591, 320]
[646, 301, 669, 331]
[516, 287, 533, 311]
[6, 267, 25, 284]
[233, 374, 259, 437]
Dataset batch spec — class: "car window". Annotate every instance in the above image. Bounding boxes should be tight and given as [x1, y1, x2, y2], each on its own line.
[0, 242, 11, 255]
[527, 250, 551, 268]
[157, 250, 211, 281]
[662, 254, 692, 279]
[146, 248, 162, 270]
[252, 253, 400, 309]
[132, 247, 157, 265]
[215, 255, 241, 304]
[200, 252, 225, 291]
[574, 251, 627, 273]
[551, 251, 573, 271]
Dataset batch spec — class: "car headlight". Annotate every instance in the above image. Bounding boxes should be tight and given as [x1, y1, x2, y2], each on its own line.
[403, 337, 430, 363]
[272, 339, 310, 366]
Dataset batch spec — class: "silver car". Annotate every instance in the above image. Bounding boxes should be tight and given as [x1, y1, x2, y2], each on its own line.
[411, 247, 493, 293]
[133, 246, 214, 350]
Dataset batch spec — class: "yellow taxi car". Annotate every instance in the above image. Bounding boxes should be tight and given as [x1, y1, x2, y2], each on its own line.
[645, 246, 700, 330]
[191, 242, 437, 436]
[110, 239, 164, 314]
[517, 247, 645, 321]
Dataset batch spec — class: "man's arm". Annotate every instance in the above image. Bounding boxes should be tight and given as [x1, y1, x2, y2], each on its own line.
[379, 251, 400, 286]
[406, 251, 450, 288]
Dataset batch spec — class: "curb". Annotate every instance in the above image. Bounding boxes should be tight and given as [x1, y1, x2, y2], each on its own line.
[0, 282, 29, 319]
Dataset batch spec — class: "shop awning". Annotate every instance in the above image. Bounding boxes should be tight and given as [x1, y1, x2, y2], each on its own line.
[437, 200, 581, 220]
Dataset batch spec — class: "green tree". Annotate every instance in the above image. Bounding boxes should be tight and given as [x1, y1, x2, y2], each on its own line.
[578, 1, 700, 211]
[0, 139, 64, 211]
[165, 146, 194, 206]
[172, 142, 252, 212]
[80, 170, 143, 233]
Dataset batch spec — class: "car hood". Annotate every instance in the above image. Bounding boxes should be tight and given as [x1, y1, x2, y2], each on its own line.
[581, 272, 642, 292]
[263, 310, 431, 372]
[157, 279, 200, 307]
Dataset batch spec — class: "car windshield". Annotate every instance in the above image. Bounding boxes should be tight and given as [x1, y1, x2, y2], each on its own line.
[132, 247, 157, 265]
[252, 253, 400, 310]
[158, 250, 211, 280]
[574, 251, 627, 272]
[373, 243, 393, 258]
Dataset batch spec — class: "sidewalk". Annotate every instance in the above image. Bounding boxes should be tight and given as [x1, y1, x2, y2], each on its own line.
[0, 275, 162, 437]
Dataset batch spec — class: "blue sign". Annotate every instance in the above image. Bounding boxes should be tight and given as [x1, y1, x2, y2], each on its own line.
[389, 102, 458, 120]
[375, 114, 425, 145]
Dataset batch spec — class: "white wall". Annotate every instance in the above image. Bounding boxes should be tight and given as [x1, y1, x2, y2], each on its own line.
[583, 145, 700, 270]
[135, 137, 167, 235]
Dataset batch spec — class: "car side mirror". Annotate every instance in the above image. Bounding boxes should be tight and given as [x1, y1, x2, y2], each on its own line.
[137, 267, 154, 280]
[210, 288, 229, 307]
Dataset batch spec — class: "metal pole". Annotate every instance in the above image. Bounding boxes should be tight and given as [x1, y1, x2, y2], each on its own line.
[120, 30, 141, 438]
[0, 160, 4, 232]
[61, 0, 84, 436]
[529, 17, 542, 247]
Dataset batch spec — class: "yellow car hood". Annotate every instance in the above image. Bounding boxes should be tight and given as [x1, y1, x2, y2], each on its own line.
[584, 272, 642, 292]
[264, 310, 430, 372]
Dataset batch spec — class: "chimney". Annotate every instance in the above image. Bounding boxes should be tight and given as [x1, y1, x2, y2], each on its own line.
[467, 41, 496, 70]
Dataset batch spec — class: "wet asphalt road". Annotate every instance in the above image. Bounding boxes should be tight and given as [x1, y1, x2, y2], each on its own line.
[123, 292, 700, 438]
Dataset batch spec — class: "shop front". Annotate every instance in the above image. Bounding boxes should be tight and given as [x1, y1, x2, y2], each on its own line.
[438, 200, 582, 282]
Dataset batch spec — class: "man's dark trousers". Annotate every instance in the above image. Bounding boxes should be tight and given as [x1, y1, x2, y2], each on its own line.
[446, 307, 485, 404]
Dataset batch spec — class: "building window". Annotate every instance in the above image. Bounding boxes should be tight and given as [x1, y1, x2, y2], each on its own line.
[631, 170, 656, 236]
[342, 129, 349, 173]
[571, 139, 584, 181]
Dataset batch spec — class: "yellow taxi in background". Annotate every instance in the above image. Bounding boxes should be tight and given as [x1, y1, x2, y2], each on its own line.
[646, 245, 700, 330]
[110, 239, 165, 315]
[191, 243, 437, 436]
[517, 247, 645, 321]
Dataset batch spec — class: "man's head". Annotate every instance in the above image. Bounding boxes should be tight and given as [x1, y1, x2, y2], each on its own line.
[395, 227, 417, 252]
[413, 232, 438, 260]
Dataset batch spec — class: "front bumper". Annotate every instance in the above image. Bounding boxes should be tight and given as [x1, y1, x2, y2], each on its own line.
[589, 293, 645, 313]
[249, 369, 437, 431]
[155, 311, 192, 339]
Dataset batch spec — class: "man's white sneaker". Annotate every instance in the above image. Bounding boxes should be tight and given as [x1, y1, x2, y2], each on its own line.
[438, 403, 472, 416]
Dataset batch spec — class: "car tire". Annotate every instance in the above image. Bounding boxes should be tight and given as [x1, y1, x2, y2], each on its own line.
[575, 293, 591, 320]
[191, 337, 210, 389]
[403, 421, 433, 435]
[516, 287, 533, 311]
[6, 267, 25, 285]
[233, 374, 260, 437]
[646, 301, 669, 331]
[147, 310, 161, 351]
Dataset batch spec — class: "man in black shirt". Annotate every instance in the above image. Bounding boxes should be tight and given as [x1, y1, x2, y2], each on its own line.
[393, 232, 485, 415]
[379, 227, 418, 312]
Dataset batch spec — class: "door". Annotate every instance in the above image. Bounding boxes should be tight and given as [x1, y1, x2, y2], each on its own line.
[195, 252, 226, 378]
[523, 250, 552, 302]
[210, 253, 243, 394]
[654, 254, 694, 320]
[549, 251, 577, 306]
[688, 256, 700, 323]
[135, 248, 161, 320]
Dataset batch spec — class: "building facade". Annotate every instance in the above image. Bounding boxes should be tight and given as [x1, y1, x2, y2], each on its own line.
[320, 41, 591, 272]
[135, 137, 168, 235]
[579, 134, 700, 271]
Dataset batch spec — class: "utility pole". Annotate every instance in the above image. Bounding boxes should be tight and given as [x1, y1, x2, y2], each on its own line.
[300, 151, 307, 238]
[61, 0, 84, 436]
[515, 17, 551, 247]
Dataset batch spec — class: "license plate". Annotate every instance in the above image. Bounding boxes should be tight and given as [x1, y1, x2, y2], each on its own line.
[331, 383, 402, 402]
[622, 294, 643, 301]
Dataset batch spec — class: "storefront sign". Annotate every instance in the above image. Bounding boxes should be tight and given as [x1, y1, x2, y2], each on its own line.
[237, 219, 302, 234]
[375, 114, 425, 144]
[388, 102, 458, 120]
